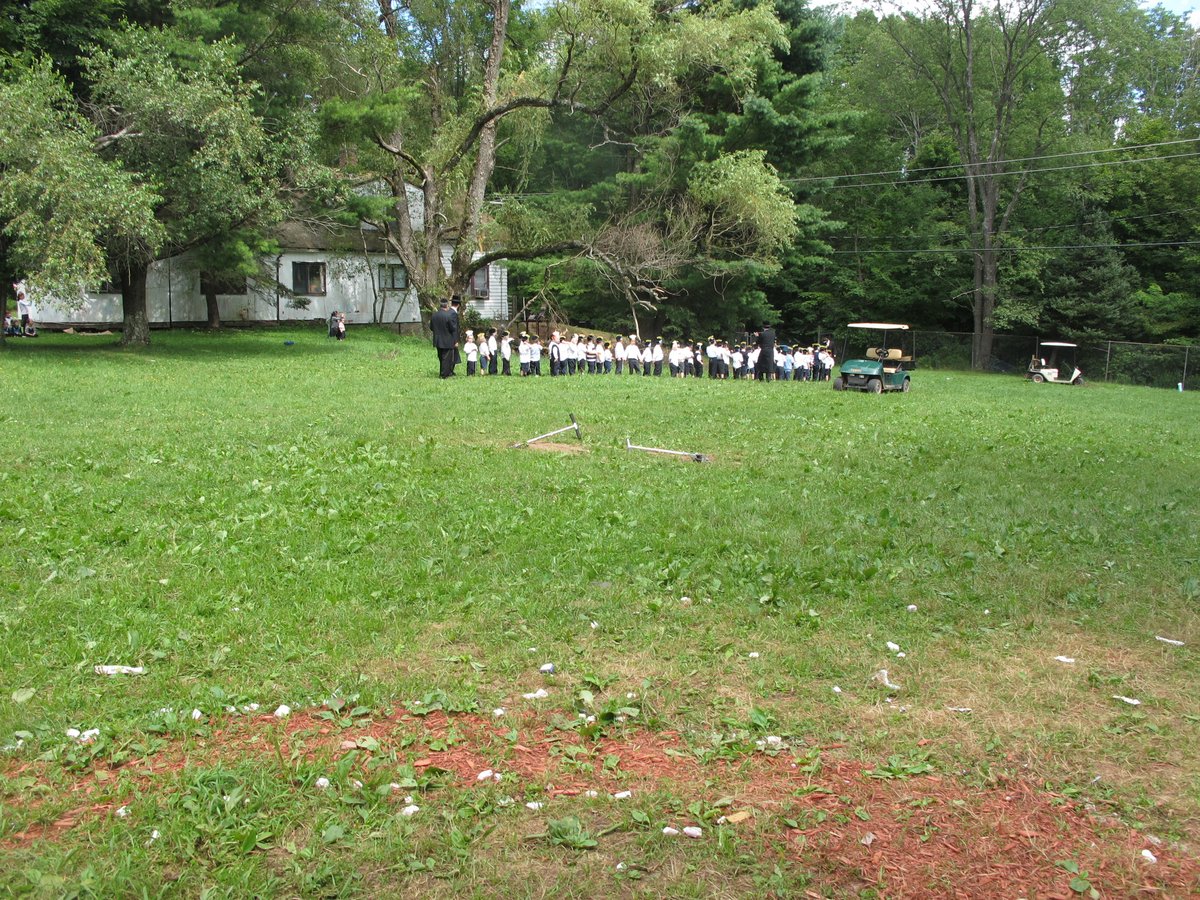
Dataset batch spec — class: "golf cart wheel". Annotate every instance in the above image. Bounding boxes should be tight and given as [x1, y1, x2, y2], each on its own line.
[901, 378, 910, 393]
[868, 378, 883, 394]
[1031, 373, 1045, 383]
[1075, 376, 1086, 386]
[832, 377, 845, 391]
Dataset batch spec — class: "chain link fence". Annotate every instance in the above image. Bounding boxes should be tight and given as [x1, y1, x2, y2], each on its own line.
[909, 331, 1193, 390]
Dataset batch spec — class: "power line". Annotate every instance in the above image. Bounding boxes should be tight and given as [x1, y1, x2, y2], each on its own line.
[804, 150, 1200, 191]
[785, 136, 1200, 184]
[830, 240, 1200, 255]
[834, 206, 1200, 246]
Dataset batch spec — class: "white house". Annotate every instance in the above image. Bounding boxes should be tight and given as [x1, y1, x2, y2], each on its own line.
[33, 220, 509, 329]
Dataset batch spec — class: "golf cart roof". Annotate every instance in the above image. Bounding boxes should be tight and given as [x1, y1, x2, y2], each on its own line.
[847, 322, 909, 331]
[1039, 341, 1077, 348]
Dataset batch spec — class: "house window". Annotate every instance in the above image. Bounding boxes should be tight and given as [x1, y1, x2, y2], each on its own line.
[378, 263, 408, 291]
[200, 273, 247, 296]
[469, 265, 489, 300]
[292, 261, 326, 295]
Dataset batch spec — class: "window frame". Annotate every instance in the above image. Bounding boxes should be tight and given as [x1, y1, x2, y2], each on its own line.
[292, 261, 327, 296]
[378, 263, 409, 292]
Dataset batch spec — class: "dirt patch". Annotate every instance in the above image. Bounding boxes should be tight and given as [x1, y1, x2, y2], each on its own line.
[2, 707, 1195, 896]
[521, 441, 587, 454]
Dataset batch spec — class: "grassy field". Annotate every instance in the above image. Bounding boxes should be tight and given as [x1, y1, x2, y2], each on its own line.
[1, 326, 1198, 897]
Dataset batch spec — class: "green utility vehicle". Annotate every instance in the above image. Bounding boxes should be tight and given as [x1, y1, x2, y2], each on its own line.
[833, 322, 913, 394]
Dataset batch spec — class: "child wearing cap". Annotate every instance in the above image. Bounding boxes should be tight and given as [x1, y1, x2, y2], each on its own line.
[500, 330, 513, 375]
[518, 334, 531, 376]
[614, 336, 625, 374]
[530, 336, 543, 376]
[463, 331, 479, 375]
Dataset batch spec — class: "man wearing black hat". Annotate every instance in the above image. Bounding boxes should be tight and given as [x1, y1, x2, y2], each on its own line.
[431, 299, 459, 378]
[755, 324, 776, 381]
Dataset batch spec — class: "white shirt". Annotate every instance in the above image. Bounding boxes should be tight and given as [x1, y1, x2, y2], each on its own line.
[652, 344, 664, 362]
[464, 341, 478, 362]
[530, 343, 542, 361]
[15, 281, 31, 316]
[519, 342, 531, 363]
[641, 346, 653, 363]
[501, 337, 513, 360]
[625, 344, 641, 361]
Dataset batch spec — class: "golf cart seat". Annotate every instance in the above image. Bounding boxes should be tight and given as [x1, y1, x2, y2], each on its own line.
[867, 347, 906, 372]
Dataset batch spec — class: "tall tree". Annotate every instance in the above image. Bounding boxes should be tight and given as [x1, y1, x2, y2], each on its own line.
[323, 0, 796, 321]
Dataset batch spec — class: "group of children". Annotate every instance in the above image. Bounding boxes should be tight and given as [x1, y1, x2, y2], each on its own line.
[459, 329, 837, 381]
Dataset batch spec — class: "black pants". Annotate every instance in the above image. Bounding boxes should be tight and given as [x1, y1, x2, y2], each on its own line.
[654, 361, 663, 376]
[437, 347, 456, 378]
[489, 356, 498, 375]
[567, 359, 576, 375]
[502, 358, 511, 375]
[615, 359, 623, 374]
[628, 360, 640, 374]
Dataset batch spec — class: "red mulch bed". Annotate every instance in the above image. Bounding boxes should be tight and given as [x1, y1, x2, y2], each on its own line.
[2, 706, 1194, 897]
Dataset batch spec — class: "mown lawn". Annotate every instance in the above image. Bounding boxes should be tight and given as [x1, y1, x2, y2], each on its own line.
[1, 326, 1198, 897]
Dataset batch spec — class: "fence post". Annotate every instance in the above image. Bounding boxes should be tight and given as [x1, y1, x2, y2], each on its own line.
[1104, 341, 1112, 383]
[1185, 345, 1190, 391]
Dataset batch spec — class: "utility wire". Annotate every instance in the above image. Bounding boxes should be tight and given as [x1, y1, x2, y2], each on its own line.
[830, 240, 1200, 255]
[803, 151, 1200, 191]
[785, 136, 1200, 184]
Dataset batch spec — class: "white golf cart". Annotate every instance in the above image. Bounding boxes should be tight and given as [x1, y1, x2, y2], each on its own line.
[1027, 340, 1084, 385]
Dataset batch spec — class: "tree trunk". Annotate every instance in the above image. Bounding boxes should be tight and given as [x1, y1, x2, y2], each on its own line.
[120, 260, 151, 346]
[204, 285, 221, 329]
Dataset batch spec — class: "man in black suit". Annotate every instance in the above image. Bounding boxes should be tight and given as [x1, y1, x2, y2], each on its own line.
[755, 324, 776, 381]
[431, 298, 459, 378]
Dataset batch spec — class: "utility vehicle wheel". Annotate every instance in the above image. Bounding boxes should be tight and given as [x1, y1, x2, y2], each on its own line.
[1075, 376, 1086, 386]
[868, 378, 883, 394]
[901, 378, 911, 393]
[1031, 373, 1045, 383]
[832, 377, 844, 391]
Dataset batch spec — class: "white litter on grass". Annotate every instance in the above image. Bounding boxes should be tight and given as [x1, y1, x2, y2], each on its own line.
[539, 663, 556, 675]
[886, 641, 901, 652]
[352, 780, 363, 790]
[190, 709, 204, 721]
[612, 790, 632, 800]
[1054, 656, 1076, 664]
[67, 728, 100, 744]
[683, 826, 702, 839]
[748, 652, 760, 659]
[896, 652, 906, 659]
[94, 665, 145, 676]
[584, 790, 599, 798]
[243, 703, 260, 713]
[477, 770, 495, 781]
[315, 777, 330, 789]
[832, 686, 843, 694]
[493, 708, 506, 718]
[947, 707, 973, 713]
[626, 692, 637, 699]
[225, 706, 237, 713]
[873, 669, 901, 691]
[906, 604, 918, 612]
[1155, 636, 1185, 647]
[116, 806, 129, 818]
[273, 704, 291, 718]
[662, 827, 680, 836]
[984, 609, 990, 615]
[389, 783, 403, 792]
[527, 647, 538, 653]
[522, 688, 549, 700]
[590, 621, 599, 630]
[401, 804, 420, 817]
[150, 829, 160, 841]
[525, 801, 543, 811]
[765, 735, 783, 747]
[1141, 849, 1158, 864]
[1113, 695, 1141, 706]
[615, 862, 627, 871]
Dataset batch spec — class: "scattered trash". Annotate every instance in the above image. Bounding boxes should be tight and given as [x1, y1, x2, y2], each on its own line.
[389, 783, 403, 792]
[1112, 695, 1141, 706]
[1054, 656, 1076, 664]
[190, 709, 204, 721]
[625, 436, 710, 463]
[832, 686, 843, 694]
[896, 652, 906, 659]
[765, 735, 783, 747]
[116, 806, 129, 818]
[243, 703, 260, 713]
[67, 728, 99, 744]
[662, 826, 680, 836]
[626, 692, 637, 699]
[683, 826, 703, 839]
[724, 810, 753, 824]
[590, 621, 599, 630]
[615, 862, 627, 871]
[522, 688, 550, 700]
[493, 708, 506, 718]
[1142, 849, 1158, 864]
[612, 790, 632, 800]
[886, 641, 901, 652]
[94, 665, 145, 676]
[401, 804, 420, 817]
[273, 704, 291, 718]
[476, 770, 495, 782]
[906, 604, 918, 612]
[984, 609, 990, 615]
[315, 777, 330, 789]
[748, 652, 760, 659]
[525, 801, 543, 811]
[584, 790, 599, 798]
[352, 780, 363, 790]
[1155, 636, 1185, 647]
[872, 669, 901, 691]
[539, 663, 556, 675]
[860, 832, 876, 847]
[150, 829, 160, 841]
[340, 740, 357, 750]
[946, 707, 973, 713]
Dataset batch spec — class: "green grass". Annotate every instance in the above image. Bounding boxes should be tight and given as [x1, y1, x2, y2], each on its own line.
[2, 326, 1199, 896]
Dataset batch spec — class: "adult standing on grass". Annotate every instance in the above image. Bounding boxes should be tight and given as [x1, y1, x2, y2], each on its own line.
[14, 280, 35, 336]
[755, 324, 776, 381]
[431, 298, 458, 378]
